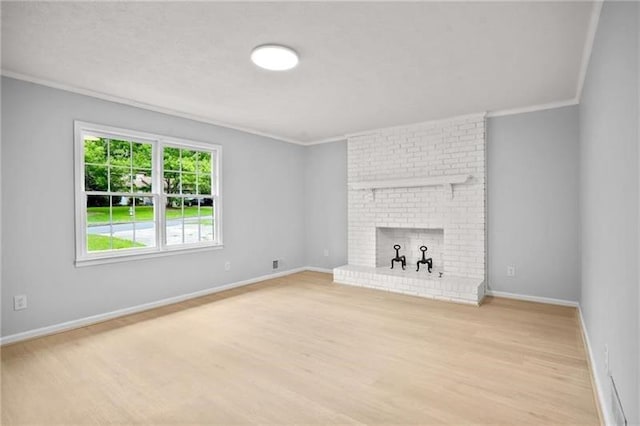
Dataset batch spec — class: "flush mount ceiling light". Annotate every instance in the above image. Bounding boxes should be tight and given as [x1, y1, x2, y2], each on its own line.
[251, 44, 299, 71]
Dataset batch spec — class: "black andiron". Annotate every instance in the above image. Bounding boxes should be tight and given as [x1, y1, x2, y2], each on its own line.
[390, 244, 406, 270]
[416, 245, 433, 273]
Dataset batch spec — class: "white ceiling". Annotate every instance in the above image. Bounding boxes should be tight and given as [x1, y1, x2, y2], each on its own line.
[1, 1, 595, 144]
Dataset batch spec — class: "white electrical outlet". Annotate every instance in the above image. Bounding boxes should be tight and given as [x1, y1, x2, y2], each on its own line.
[604, 344, 609, 374]
[323, 249, 329, 257]
[224, 261, 231, 271]
[507, 265, 516, 277]
[14, 295, 27, 311]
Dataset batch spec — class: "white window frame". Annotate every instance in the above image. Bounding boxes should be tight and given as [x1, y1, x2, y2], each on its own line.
[74, 121, 223, 266]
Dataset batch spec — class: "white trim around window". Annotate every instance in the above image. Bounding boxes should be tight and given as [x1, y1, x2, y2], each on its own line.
[74, 121, 223, 266]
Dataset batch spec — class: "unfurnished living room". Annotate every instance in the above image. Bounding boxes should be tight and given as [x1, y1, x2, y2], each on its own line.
[1, 1, 639, 425]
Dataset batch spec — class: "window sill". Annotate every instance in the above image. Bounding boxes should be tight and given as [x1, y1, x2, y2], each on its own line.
[75, 244, 224, 267]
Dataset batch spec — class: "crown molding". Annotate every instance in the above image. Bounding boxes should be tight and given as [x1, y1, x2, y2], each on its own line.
[304, 98, 582, 143]
[575, 0, 603, 103]
[486, 98, 579, 118]
[304, 135, 347, 145]
[1, 70, 307, 146]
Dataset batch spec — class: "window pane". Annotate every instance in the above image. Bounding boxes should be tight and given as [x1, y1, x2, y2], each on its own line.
[132, 197, 154, 222]
[181, 149, 197, 172]
[183, 197, 199, 214]
[132, 142, 152, 169]
[197, 151, 211, 174]
[199, 198, 214, 242]
[110, 167, 131, 193]
[184, 215, 199, 244]
[163, 171, 180, 194]
[199, 197, 214, 215]
[200, 221, 214, 242]
[109, 139, 131, 168]
[166, 197, 184, 245]
[183, 197, 199, 243]
[110, 232, 140, 250]
[133, 197, 155, 248]
[163, 147, 180, 171]
[182, 173, 197, 194]
[134, 222, 156, 248]
[111, 197, 133, 223]
[166, 197, 183, 218]
[109, 196, 139, 251]
[86, 195, 110, 224]
[85, 165, 108, 191]
[86, 195, 111, 252]
[84, 138, 107, 165]
[133, 169, 152, 193]
[87, 234, 113, 252]
[196, 173, 211, 195]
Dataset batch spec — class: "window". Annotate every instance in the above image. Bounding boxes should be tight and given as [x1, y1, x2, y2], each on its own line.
[74, 121, 222, 265]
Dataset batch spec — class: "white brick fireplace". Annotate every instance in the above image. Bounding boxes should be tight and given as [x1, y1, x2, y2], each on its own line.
[334, 113, 487, 305]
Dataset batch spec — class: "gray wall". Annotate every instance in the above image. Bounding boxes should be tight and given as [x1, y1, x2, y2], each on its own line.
[579, 2, 639, 424]
[487, 106, 580, 301]
[1, 77, 307, 337]
[304, 141, 348, 270]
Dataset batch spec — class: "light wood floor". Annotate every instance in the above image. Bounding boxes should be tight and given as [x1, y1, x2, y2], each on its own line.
[1, 271, 599, 425]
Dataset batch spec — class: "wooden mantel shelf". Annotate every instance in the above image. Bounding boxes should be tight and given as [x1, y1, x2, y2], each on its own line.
[350, 174, 471, 199]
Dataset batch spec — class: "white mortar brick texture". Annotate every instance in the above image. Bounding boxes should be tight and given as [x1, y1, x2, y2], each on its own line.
[347, 114, 487, 280]
[333, 265, 484, 305]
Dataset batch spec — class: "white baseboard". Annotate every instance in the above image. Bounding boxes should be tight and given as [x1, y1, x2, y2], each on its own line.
[304, 266, 334, 274]
[486, 289, 579, 307]
[0, 266, 312, 346]
[578, 305, 613, 426]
